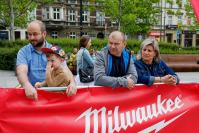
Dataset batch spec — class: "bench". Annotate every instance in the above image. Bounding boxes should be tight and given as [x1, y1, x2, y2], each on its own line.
[161, 54, 199, 72]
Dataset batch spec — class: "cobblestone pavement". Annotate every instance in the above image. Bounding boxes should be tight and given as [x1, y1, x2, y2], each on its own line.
[0, 70, 198, 88]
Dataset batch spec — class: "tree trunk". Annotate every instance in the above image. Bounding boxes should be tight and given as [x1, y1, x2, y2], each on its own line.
[9, 0, 15, 41]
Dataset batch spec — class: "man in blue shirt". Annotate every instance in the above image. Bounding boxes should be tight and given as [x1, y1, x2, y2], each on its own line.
[16, 20, 77, 100]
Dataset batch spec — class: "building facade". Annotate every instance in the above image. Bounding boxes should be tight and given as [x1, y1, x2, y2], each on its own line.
[36, 0, 118, 39]
[1, 0, 199, 48]
[149, 0, 199, 47]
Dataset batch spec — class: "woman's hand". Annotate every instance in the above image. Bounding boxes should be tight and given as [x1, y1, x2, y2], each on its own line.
[161, 75, 177, 85]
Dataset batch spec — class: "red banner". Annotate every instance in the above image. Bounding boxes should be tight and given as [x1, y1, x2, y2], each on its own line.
[190, 0, 199, 22]
[0, 84, 199, 133]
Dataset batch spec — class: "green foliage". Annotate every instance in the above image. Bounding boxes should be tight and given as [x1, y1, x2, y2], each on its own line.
[0, 0, 54, 30]
[175, 10, 183, 16]
[95, 0, 160, 34]
[0, 38, 198, 70]
[46, 38, 79, 52]
[166, 9, 175, 15]
[0, 48, 19, 70]
[166, 0, 173, 5]
[183, 0, 199, 30]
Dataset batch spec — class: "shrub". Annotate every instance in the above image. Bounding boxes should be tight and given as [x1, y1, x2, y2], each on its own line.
[0, 38, 198, 70]
[0, 48, 19, 70]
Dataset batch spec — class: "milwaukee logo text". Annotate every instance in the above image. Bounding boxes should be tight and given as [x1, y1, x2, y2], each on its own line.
[76, 95, 184, 133]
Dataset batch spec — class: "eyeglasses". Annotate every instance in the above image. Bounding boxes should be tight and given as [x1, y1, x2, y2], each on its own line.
[28, 32, 42, 37]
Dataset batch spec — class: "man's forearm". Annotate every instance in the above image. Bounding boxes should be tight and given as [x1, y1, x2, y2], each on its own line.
[16, 67, 30, 86]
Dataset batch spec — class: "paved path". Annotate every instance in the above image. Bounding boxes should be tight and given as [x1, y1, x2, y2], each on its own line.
[0, 70, 198, 88]
[0, 70, 18, 88]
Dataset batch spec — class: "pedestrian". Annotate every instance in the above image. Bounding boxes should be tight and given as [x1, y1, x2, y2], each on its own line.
[134, 37, 180, 86]
[76, 35, 94, 85]
[68, 47, 78, 75]
[16, 20, 77, 100]
[94, 31, 138, 88]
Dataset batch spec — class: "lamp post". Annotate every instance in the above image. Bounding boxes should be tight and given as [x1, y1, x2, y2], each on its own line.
[118, 0, 122, 31]
[160, 0, 163, 42]
[163, 1, 166, 42]
[80, 0, 83, 36]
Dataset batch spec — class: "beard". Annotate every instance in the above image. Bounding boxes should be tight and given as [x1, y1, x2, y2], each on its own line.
[30, 37, 45, 48]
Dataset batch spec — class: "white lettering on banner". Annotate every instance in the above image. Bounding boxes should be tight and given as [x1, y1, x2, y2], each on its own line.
[76, 95, 184, 133]
[138, 110, 188, 133]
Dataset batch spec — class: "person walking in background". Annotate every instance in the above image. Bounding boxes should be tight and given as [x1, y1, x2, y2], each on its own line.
[131, 50, 137, 62]
[16, 20, 77, 100]
[67, 47, 78, 75]
[134, 37, 180, 86]
[94, 31, 137, 88]
[35, 45, 77, 90]
[90, 48, 96, 61]
[76, 35, 94, 85]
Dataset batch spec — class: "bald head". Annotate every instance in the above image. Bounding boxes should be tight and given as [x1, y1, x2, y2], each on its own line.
[27, 20, 46, 33]
[109, 31, 125, 42]
[108, 31, 126, 57]
[27, 20, 46, 49]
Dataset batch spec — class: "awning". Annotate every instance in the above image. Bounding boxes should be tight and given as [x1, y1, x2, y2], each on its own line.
[149, 32, 164, 36]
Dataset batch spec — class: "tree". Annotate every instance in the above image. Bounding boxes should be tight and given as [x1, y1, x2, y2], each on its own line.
[0, 0, 53, 41]
[182, 0, 199, 31]
[95, 0, 160, 35]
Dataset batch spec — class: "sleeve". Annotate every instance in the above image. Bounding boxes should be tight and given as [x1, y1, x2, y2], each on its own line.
[160, 61, 180, 84]
[134, 61, 154, 86]
[126, 59, 138, 83]
[94, 51, 128, 88]
[83, 50, 94, 68]
[16, 48, 28, 66]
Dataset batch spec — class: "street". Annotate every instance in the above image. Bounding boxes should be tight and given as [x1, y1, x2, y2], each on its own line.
[0, 70, 198, 88]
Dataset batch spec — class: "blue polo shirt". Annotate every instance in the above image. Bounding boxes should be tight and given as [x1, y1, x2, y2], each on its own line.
[16, 41, 52, 86]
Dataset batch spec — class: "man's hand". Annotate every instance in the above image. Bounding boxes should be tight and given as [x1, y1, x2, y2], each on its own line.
[127, 75, 135, 89]
[23, 82, 38, 100]
[66, 82, 77, 96]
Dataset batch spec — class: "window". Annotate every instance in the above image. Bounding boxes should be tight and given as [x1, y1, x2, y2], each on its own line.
[68, 10, 75, 22]
[53, 8, 60, 20]
[168, 3, 173, 8]
[68, 0, 76, 4]
[177, 15, 182, 23]
[154, 2, 160, 7]
[51, 31, 58, 38]
[157, 15, 161, 25]
[82, 11, 89, 22]
[44, 7, 50, 20]
[28, 9, 36, 21]
[69, 32, 76, 38]
[96, 11, 105, 26]
[83, 0, 89, 5]
[196, 34, 199, 46]
[82, 32, 88, 35]
[168, 15, 172, 25]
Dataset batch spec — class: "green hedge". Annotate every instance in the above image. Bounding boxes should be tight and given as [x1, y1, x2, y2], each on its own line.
[0, 48, 19, 70]
[0, 38, 198, 70]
